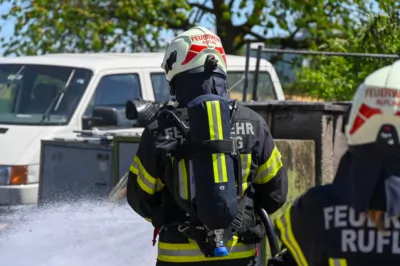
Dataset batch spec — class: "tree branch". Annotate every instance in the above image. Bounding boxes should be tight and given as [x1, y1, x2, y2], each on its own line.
[245, 29, 267, 42]
[286, 27, 301, 43]
[189, 2, 214, 14]
[103, 3, 194, 31]
[325, 3, 338, 17]
[192, 0, 209, 23]
[56, 29, 71, 53]
[236, 1, 264, 31]
[235, 37, 263, 50]
[228, 0, 235, 10]
[163, 20, 194, 30]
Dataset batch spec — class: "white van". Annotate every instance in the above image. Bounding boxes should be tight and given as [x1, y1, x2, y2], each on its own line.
[0, 52, 284, 206]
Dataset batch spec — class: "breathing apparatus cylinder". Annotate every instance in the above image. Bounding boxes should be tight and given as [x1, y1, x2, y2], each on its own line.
[186, 94, 238, 257]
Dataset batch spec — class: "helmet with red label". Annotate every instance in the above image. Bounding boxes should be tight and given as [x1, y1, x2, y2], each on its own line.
[345, 61, 400, 146]
[161, 26, 227, 82]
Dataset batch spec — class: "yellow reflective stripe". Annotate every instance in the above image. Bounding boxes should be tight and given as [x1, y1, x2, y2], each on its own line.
[178, 159, 189, 200]
[144, 217, 152, 223]
[206, 100, 228, 183]
[158, 241, 255, 263]
[329, 258, 347, 266]
[254, 145, 283, 184]
[215, 101, 228, 183]
[129, 164, 138, 175]
[240, 153, 252, 195]
[276, 204, 307, 266]
[172, 157, 189, 200]
[130, 156, 164, 195]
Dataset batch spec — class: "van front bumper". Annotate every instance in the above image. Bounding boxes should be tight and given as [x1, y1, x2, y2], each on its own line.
[0, 183, 38, 206]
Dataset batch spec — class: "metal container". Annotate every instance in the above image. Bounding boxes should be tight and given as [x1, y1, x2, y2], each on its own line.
[38, 132, 140, 204]
[244, 101, 350, 185]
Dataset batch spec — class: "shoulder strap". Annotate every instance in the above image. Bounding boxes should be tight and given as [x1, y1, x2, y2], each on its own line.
[153, 106, 195, 216]
[171, 157, 198, 217]
[159, 107, 189, 139]
[147, 119, 159, 133]
[228, 100, 243, 198]
[229, 100, 238, 124]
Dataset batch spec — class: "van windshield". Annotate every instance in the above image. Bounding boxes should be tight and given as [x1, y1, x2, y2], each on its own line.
[227, 71, 276, 101]
[0, 64, 93, 125]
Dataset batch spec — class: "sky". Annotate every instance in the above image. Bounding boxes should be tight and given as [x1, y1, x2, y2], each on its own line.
[0, 2, 13, 55]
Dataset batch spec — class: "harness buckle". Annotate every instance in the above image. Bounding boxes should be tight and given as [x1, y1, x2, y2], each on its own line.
[230, 138, 238, 155]
[231, 213, 243, 230]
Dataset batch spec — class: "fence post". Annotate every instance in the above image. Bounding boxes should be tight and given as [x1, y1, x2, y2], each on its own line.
[242, 42, 251, 101]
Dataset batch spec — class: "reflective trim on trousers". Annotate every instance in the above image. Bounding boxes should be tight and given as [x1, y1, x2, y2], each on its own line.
[329, 258, 347, 266]
[157, 241, 256, 263]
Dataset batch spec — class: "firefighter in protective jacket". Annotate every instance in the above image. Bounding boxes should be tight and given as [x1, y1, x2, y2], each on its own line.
[127, 26, 288, 266]
[269, 62, 400, 266]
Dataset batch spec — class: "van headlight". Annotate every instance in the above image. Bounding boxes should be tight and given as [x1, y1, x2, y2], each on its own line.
[0, 165, 39, 185]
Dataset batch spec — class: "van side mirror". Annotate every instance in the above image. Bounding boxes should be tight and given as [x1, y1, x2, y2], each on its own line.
[125, 100, 160, 127]
[82, 106, 119, 130]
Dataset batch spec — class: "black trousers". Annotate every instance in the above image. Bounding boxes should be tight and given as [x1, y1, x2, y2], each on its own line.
[156, 256, 259, 266]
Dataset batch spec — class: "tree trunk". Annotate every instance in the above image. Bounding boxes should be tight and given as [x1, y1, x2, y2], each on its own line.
[218, 30, 242, 55]
[212, 0, 242, 55]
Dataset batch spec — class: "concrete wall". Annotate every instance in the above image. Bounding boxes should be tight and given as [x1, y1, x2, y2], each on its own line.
[260, 139, 316, 263]
[274, 139, 316, 209]
[244, 101, 350, 185]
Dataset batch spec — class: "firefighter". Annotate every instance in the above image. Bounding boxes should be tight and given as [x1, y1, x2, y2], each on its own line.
[126, 26, 288, 266]
[269, 62, 400, 266]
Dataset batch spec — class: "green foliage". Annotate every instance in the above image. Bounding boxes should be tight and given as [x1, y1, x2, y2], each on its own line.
[1, 0, 398, 57]
[0, 0, 191, 55]
[295, 7, 400, 101]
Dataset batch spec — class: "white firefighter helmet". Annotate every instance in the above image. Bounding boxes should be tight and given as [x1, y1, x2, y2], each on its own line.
[161, 26, 228, 82]
[345, 60, 400, 146]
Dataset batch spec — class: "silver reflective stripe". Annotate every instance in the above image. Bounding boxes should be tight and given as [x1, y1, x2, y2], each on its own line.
[329, 258, 347, 266]
[255, 159, 280, 179]
[206, 100, 227, 183]
[254, 146, 282, 184]
[208, 100, 222, 140]
[215, 154, 225, 183]
[216, 153, 226, 183]
[159, 243, 254, 257]
[240, 153, 252, 194]
[132, 159, 154, 190]
[189, 160, 196, 200]
[331, 259, 341, 266]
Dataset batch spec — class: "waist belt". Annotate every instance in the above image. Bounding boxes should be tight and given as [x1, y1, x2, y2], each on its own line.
[157, 240, 256, 263]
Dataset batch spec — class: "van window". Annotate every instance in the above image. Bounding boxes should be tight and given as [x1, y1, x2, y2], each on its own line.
[149, 71, 276, 102]
[150, 73, 170, 102]
[227, 71, 275, 101]
[0, 64, 92, 125]
[84, 73, 141, 116]
[0, 83, 15, 114]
